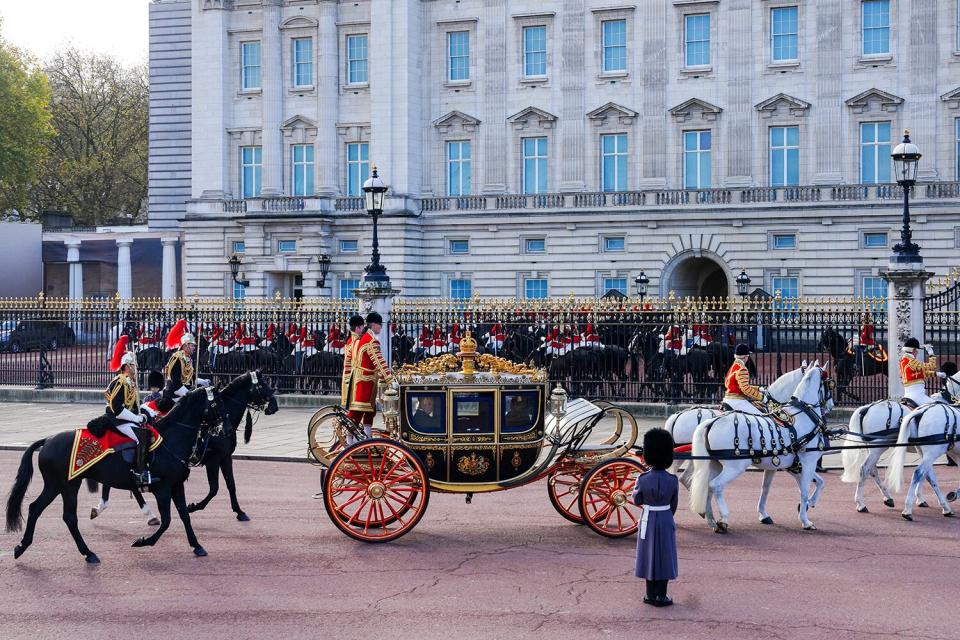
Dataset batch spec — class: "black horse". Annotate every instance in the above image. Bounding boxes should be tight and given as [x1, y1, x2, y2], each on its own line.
[6, 388, 221, 563]
[819, 328, 887, 401]
[93, 372, 279, 525]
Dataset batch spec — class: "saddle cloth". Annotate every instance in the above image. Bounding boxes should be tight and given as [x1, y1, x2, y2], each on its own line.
[68, 425, 162, 481]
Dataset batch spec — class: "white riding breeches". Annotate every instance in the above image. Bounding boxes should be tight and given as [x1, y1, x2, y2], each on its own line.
[903, 384, 943, 406]
[115, 422, 139, 443]
[723, 398, 765, 415]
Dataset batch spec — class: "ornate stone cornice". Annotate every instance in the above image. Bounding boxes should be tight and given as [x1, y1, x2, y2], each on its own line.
[845, 88, 904, 113]
[755, 93, 811, 118]
[669, 98, 722, 123]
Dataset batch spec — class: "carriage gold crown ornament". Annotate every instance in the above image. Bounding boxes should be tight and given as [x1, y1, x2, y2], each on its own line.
[550, 384, 568, 419]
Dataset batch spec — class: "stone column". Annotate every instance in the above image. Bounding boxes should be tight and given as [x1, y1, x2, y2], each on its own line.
[65, 239, 83, 300]
[315, 0, 340, 196]
[116, 238, 133, 299]
[260, 0, 284, 196]
[883, 266, 933, 398]
[480, 0, 508, 194]
[558, 0, 586, 192]
[161, 237, 179, 300]
[192, 1, 230, 198]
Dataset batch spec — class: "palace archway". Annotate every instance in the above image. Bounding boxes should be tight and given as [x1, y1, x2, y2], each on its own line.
[661, 253, 730, 298]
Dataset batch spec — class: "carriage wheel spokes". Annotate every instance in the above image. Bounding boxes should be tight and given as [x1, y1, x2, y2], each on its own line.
[578, 457, 647, 538]
[323, 439, 429, 542]
[547, 462, 586, 524]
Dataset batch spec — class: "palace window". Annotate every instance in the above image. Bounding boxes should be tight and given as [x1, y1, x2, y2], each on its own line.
[292, 144, 314, 196]
[603, 236, 626, 252]
[448, 239, 469, 255]
[772, 233, 797, 250]
[339, 278, 360, 299]
[448, 31, 470, 82]
[241, 41, 261, 90]
[769, 126, 799, 186]
[450, 278, 472, 300]
[240, 146, 262, 198]
[347, 35, 368, 84]
[233, 281, 246, 300]
[771, 6, 798, 62]
[523, 26, 547, 77]
[863, 231, 888, 248]
[603, 277, 628, 296]
[771, 275, 799, 299]
[447, 141, 472, 196]
[683, 130, 712, 189]
[232, 241, 246, 254]
[346, 142, 369, 197]
[862, 0, 890, 56]
[292, 37, 313, 87]
[600, 134, 628, 192]
[524, 238, 546, 254]
[278, 240, 297, 253]
[524, 278, 548, 299]
[339, 239, 358, 253]
[860, 122, 891, 185]
[601, 20, 627, 73]
[522, 137, 548, 194]
[863, 276, 886, 299]
[684, 14, 710, 67]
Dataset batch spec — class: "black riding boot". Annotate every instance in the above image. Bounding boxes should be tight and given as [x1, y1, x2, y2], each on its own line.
[132, 427, 152, 489]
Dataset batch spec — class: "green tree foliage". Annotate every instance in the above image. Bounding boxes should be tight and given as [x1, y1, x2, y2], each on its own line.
[30, 48, 148, 226]
[0, 24, 53, 215]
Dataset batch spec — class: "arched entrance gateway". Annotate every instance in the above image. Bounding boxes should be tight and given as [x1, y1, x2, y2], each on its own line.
[661, 252, 730, 298]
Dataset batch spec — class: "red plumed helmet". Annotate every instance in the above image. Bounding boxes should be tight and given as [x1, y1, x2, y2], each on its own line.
[166, 319, 187, 350]
[111, 335, 131, 372]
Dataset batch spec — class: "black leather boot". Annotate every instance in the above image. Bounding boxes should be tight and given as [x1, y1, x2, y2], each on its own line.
[132, 427, 153, 489]
[643, 580, 656, 606]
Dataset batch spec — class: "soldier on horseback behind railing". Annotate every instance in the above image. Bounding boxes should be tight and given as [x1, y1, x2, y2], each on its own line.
[849, 312, 880, 373]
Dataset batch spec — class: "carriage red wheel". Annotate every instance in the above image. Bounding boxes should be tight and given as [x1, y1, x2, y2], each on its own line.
[547, 464, 586, 524]
[323, 438, 429, 543]
[578, 457, 647, 538]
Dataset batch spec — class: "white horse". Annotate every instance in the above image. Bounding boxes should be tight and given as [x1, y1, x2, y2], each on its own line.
[840, 400, 930, 512]
[885, 400, 960, 520]
[690, 364, 835, 531]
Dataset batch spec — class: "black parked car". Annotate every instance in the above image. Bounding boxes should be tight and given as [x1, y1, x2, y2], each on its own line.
[0, 321, 77, 352]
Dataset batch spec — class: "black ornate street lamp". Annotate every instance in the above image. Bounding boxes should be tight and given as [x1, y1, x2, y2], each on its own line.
[228, 253, 250, 287]
[890, 129, 922, 264]
[736, 269, 751, 298]
[316, 253, 332, 288]
[362, 167, 389, 283]
[635, 271, 649, 302]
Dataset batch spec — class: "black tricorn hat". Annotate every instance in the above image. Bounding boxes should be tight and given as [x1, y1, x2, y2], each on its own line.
[365, 311, 383, 325]
[735, 343, 751, 356]
[349, 314, 365, 329]
[643, 427, 675, 471]
[904, 337, 921, 349]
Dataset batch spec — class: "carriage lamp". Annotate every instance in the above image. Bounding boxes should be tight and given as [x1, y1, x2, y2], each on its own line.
[381, 386, 400, 433]
[736, 269, 751, 298]
[316, 253, 332, 288]
[362, 167, 390, 283]
[635, 272, 649, 300]
[550, 384, 568, 419]
[890, 129, 922, 264]
[228, 254, 250, 288]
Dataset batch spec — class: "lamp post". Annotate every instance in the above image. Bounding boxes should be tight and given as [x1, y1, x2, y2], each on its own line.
[634, 271, 649, 302]
[736, 269, 751, 299]
[890, 129, 922, 264]
[362, 167, 389, 284]
[316, 253, 332, 289]
[228, 254, 250, 288]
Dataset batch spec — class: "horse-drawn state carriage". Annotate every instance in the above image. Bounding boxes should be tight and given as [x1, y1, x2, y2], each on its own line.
[307, 331, 650, 542]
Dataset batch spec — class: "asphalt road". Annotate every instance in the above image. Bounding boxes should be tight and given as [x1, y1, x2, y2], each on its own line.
[1, 451, 958, 640]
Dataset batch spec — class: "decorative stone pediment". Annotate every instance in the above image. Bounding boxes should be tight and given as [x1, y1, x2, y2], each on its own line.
[201, 0, 228, 10]
[507, 106, 558, 131]
[586, 102, 638, 127]
[282, 115, 318, 131]
[280, 16, 319, 30]
[755, 93, 811, 118]
[433, 110, 481, 134]
[281, 116, 318, 142]
[669, 98, 722, 123]
[845, 88, 904, 114]
[941, 87, 960, 110]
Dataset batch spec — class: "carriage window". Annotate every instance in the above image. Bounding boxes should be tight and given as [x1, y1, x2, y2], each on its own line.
[406, 392, 445, 434]
[502, 390, 540, 433]
[452, 392, 494, 434]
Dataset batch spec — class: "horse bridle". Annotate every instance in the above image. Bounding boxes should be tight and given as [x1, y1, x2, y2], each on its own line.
[787, 370, 835, 451]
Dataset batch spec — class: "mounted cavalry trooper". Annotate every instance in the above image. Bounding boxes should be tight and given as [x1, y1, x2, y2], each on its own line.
[156, 319, 210, 413]
[238, 324, 258, 352]
[899, 337, 944, 407]
[849, 312, 879, 371]
[722, 344, 767, 414]
[104, 335, 153, 487]
[325, 323, 347, 355]
[659, 325, 686, 356]
[260, 323, 276, 349]
[484, 322, 506, 354]
[342, 312, 395, 440]
[580, 322, 603, 349]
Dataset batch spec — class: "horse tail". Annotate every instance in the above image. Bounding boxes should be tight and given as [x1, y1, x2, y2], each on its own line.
[244, 410, 253, 444]
[886, 407, 919, 494]
[840, 406, 868, 483]
[86, 478, 99, 494]
[689, 421, 713, 515]
[5, 439, 46, 532]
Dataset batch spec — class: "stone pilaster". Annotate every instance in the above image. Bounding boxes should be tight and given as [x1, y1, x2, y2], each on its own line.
[315, 0, 340, 197]
[480, 0, 508, 194]
[907, 0, 940, 180]
[192, 1, 229, 198]
[638, 0, 666, 188]
[558, 0, 586, 192]
[260, 0, 284, 196]
[723, 0, 753, 186]
[812, 0, 843, 185]
[883, 266, 933, 398]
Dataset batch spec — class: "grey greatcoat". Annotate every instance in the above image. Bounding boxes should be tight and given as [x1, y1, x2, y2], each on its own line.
[630, 469, 679, 581]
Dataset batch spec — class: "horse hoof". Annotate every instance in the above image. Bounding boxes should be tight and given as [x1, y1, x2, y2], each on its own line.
[760, 516, 774, 525]
[918, 501, 930, 508]
[856, 505, 869, 513]
[147, 517, 160, 526]
[947, 491, 958, 503]
[193, 546, 208, 557]
[714, 523, 728, 534]
[883, 498, 895, 508]
[901, 513, 913, 522]
[85, 553, 101, 565]
[13, 545, 24, 559]
[237, 513, 250, 522]
[187, 503, 198, 513]
[943, 511, 955, 518]
[131, 537, 149, 548]
[803, 524, 817, 531]
[90, 508, 99, 520]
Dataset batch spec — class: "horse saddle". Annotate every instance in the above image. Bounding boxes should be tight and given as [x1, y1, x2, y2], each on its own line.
[900, 398, 919, 409]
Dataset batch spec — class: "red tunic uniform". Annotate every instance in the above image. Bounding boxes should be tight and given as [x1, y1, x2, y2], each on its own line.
[345, 330, 394, 423]
[724, 359, 762, 401]
[859, 324, 876, 347]
[900, 354, 936, 387]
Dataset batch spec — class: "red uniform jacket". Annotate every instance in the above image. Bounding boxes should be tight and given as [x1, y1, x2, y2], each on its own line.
[344, 330, 394, 413]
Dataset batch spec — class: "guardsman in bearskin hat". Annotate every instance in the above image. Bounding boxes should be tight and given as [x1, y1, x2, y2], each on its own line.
[104, 335, 152, 487]
[343, 312, 394, 439]
[899, 337, 941, 407]
[160, 320, 210, 411]
[632, 428, 679, 608]
[722, 344, 767, 414]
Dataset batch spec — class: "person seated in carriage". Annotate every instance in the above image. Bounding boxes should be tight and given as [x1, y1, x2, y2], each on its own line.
[325, 324, 347, 355]
[899, 337, 943, 407]
[412, 395, 442, 432]
[155, 320, 210, 413]
[103, 335, 154, 487]
[722, 344, 767, 414]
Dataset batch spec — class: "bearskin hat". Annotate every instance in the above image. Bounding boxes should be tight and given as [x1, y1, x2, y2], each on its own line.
[643, 428, 675, 471]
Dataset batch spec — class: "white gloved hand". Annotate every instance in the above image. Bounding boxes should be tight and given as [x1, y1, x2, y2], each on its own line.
[925, 344, 935, 355]
[174, 385, 189, 398]
[759, 386, 768, 398]
[936, 371, 947, 379]
[197, 378, 211, 388]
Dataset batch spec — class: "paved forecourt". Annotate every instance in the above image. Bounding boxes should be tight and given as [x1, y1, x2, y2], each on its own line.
[0, 451, 957, 640]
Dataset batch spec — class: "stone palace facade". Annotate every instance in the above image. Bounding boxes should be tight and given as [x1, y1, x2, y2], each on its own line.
[149, 0, 960, 300]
